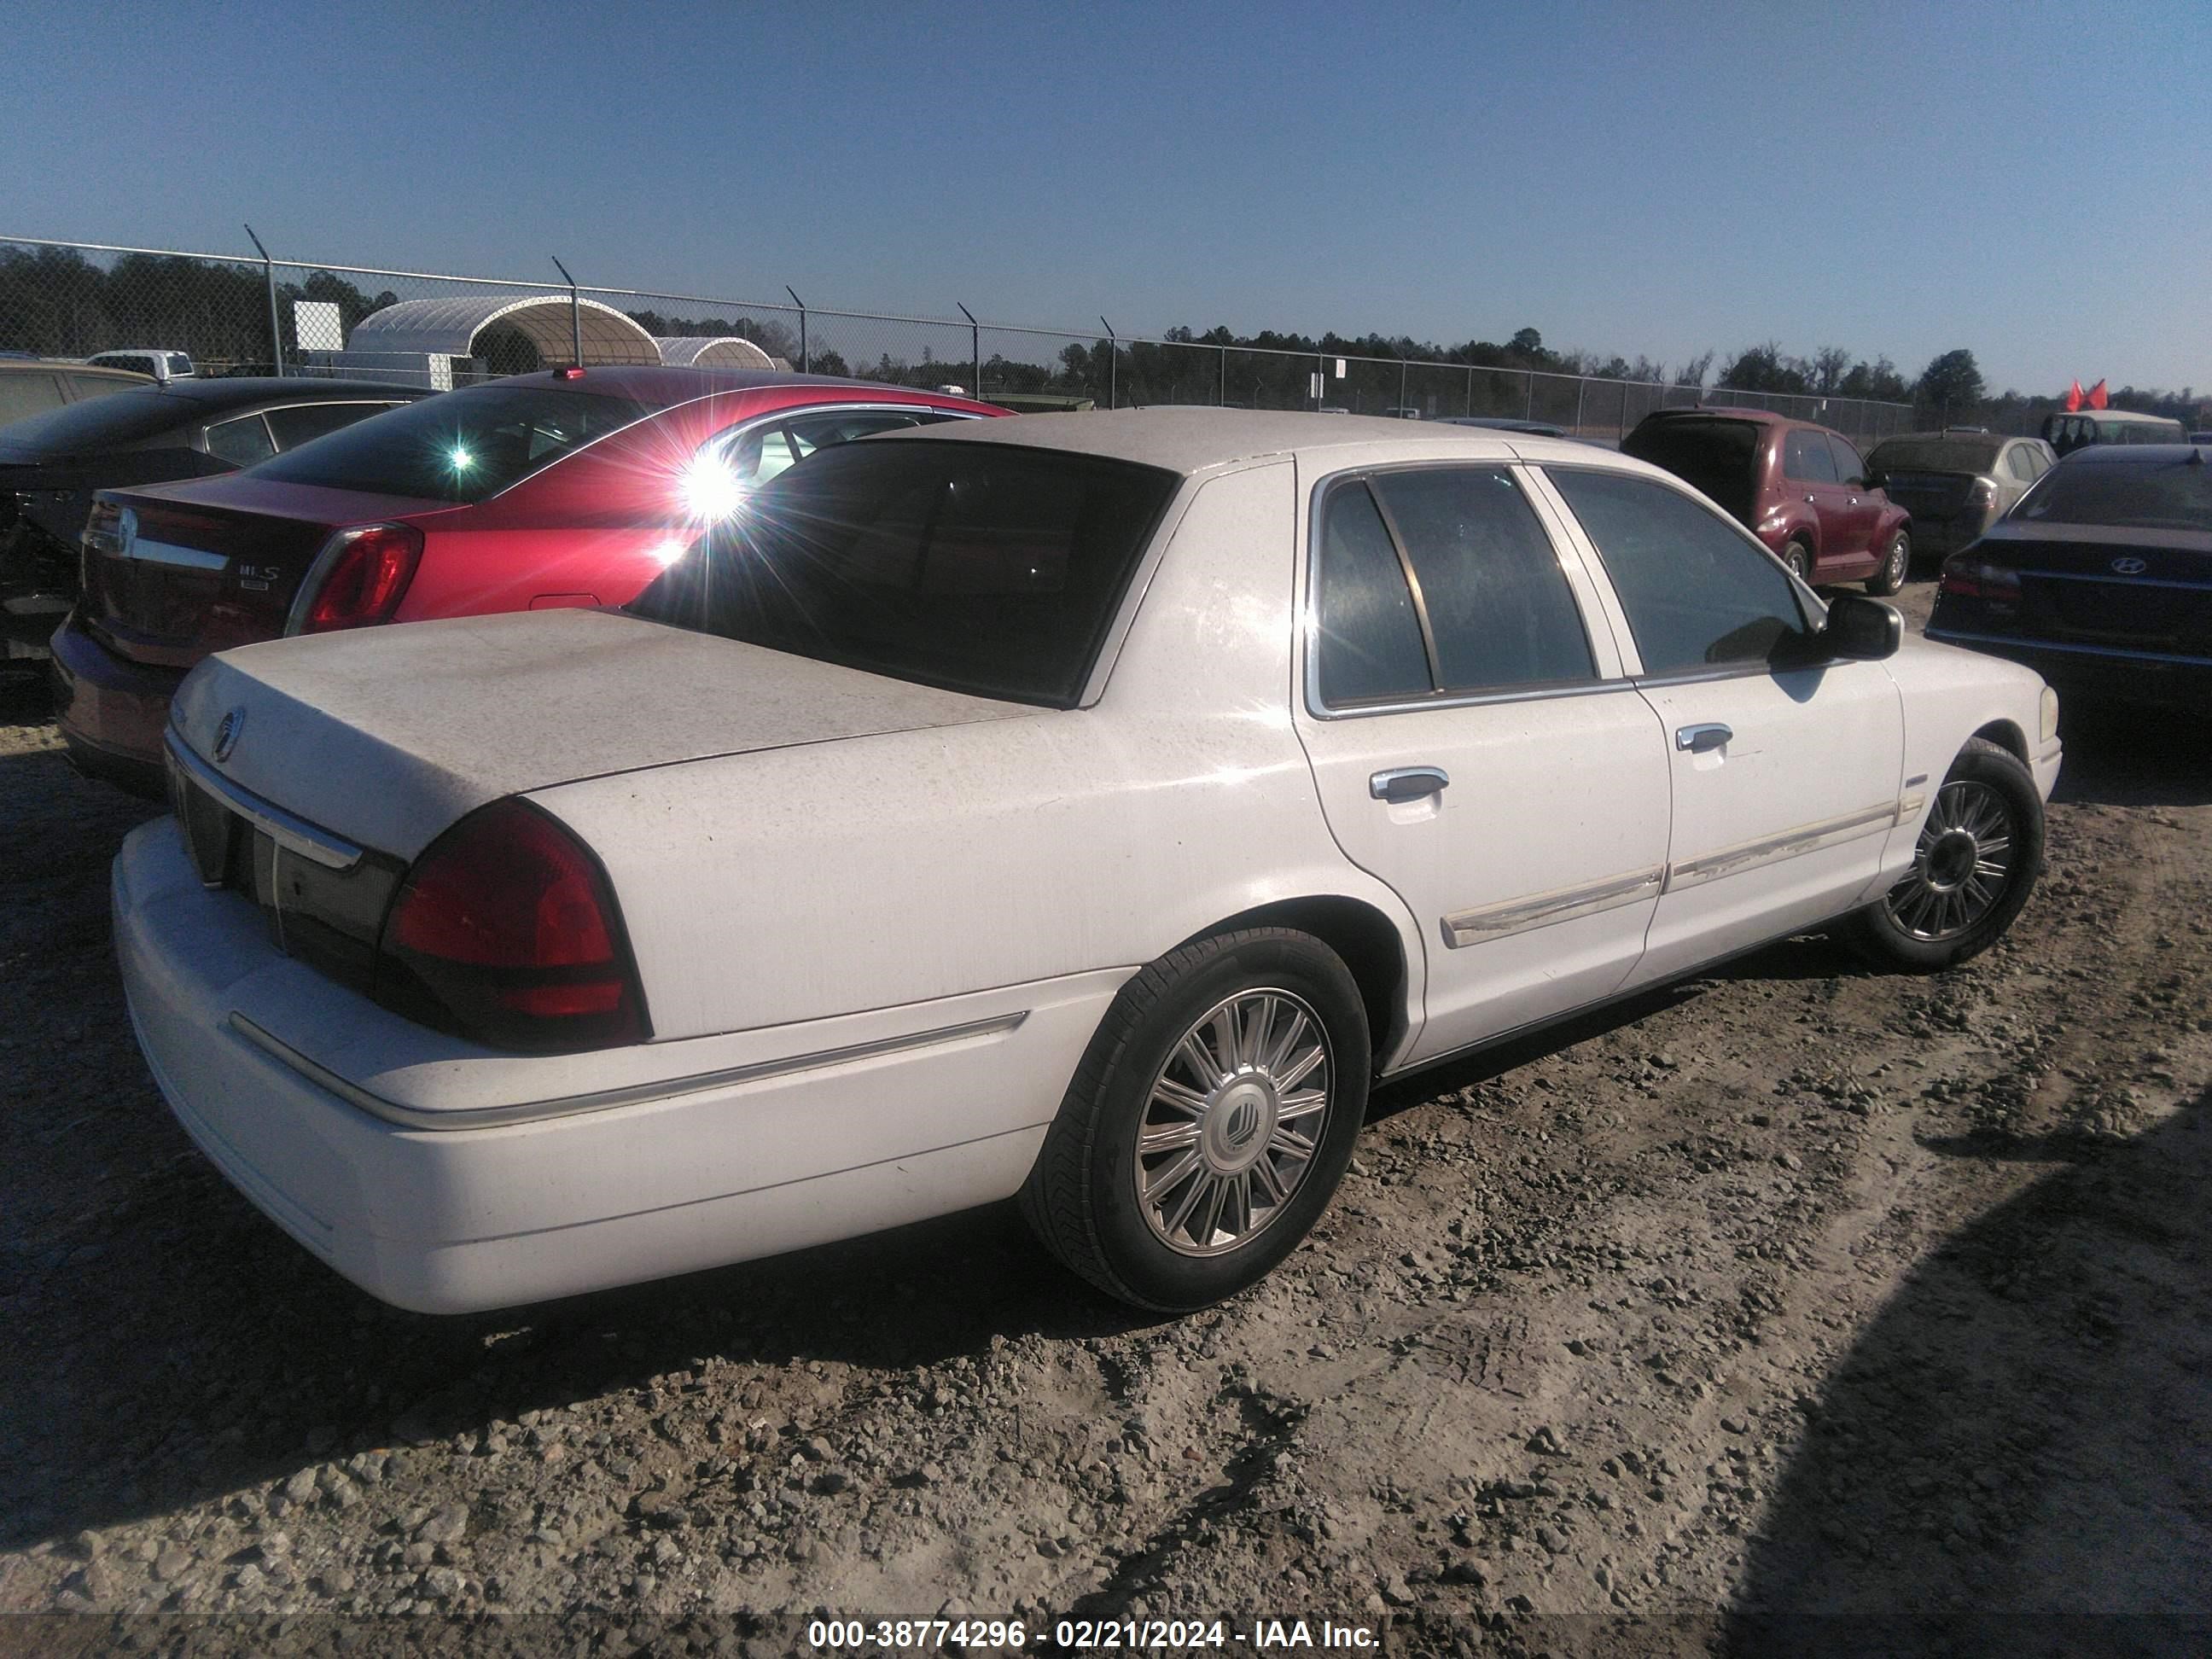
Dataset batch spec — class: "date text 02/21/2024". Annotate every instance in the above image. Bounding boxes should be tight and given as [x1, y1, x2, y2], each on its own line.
[804, 1617, 1381, 1650]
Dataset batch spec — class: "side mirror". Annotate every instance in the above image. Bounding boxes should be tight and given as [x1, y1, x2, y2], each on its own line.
[1857, 472, 1881, 491]
[1822, 593, 1901, 661]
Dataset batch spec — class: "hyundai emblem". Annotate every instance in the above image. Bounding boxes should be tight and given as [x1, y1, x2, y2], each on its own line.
[2110, 556, 2148, 575]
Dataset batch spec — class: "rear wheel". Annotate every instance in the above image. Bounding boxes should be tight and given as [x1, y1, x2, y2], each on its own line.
[1866, 529, 1910, 596]
[1850, 737, 2042, 971]
[1020, 928, 1370, 1311]
[1781, 539, 1812, 583]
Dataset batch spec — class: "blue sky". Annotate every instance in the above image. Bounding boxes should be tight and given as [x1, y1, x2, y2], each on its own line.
[7, 0, 2207, 395]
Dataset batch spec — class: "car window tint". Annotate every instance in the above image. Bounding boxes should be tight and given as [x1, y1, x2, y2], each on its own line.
[263, 401, 401, 450]
[1546, 469, 1807, 676]
[0, 372, 69, 424]
[2011, 457, 2212, 531]
[634, 442, 1178, 707]
[205, 413, 276, 467]
[1368, 467, 1593, 691]
[1826, 435, 1866, 485]
[1784, 430, 1837, 483]
[250, 384, 650, 503]
[1314, 481, 1433, 706]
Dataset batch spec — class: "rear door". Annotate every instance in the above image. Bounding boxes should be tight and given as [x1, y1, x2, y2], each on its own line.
[1536, 466, 1904, 987]
[1292, 460, 1672, 1063]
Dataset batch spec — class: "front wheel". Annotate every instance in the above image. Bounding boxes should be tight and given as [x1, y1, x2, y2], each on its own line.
[1849, 737, 2043, 971]
[1866, 529, 1910, 596]
[1020, 928, 1370, 1311]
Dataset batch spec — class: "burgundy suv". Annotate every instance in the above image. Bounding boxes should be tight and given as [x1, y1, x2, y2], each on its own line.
[1621, 408, 1912, 593]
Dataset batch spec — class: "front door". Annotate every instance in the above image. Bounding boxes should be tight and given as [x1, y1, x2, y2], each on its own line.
[1292, 460, 1673, 1065]
[1782, 427, 1855, 574]
[1534, 465, 1906, 987]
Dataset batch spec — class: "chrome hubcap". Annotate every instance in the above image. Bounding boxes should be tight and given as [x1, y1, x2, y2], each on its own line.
[1135, 989, 1332, 1257]
[1883, 779, 2016, 941]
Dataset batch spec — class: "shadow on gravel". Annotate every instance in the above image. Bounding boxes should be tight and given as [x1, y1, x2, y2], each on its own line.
[2051, 700, 2212, 809]
[1728, 1086, 2212, 1654]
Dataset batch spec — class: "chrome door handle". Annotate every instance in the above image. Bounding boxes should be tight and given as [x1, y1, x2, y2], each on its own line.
[1370, 765, 1450, 802]
[1675, 724, 1732, 754]
[1804, 493, 1817, 504]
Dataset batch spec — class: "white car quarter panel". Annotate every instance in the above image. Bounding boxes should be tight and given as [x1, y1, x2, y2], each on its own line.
[533, 459, 1421, 1045]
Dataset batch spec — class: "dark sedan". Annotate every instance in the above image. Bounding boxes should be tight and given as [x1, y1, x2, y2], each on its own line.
[1926, 444, 2212, 710]
[1, 377, 431, 663]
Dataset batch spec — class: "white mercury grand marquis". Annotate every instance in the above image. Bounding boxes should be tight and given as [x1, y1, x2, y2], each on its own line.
[116, 410, 2062, 1314]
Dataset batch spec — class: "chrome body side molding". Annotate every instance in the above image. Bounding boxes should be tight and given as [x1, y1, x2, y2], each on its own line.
[1662, 801, 1896, 892]
[1441, 866, 1663, 949]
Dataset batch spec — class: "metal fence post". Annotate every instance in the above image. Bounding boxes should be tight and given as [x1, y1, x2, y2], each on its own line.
[1398, 356, 1409, 414]
[786, 287, 808, 373]
[1525, 370, 1535, 421]
[957, 302, 980, 398]
[1465, 364, 1474, 416]
[242, 224, 281, 375]
[1101, 317, 1116, 409]
[1219, 345, 1227, 407]
[550, 255, 583, 368]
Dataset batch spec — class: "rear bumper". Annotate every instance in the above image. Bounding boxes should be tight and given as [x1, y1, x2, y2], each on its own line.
[114, 818, 1118, 1313]
[50, 612, 182, 795]
[1925, 626, 2212, 713]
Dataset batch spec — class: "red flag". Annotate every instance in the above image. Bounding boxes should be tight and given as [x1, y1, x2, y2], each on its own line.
[2064, 380, 2084, 411]
[2087, 380, 2108, 410]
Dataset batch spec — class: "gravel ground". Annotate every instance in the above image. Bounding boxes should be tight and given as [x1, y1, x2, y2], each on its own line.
[3, 577, 2209, 1656]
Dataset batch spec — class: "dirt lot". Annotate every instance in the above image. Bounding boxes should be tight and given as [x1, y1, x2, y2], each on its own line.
[3, 577, 2209, 1656]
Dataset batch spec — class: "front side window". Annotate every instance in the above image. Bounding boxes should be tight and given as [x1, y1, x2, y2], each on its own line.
[1784, 429, 1837, 482]
[1367, 467, 1593, 691]
[1827, 435, 1867, 485]
[631, 440, 1178, 707]
[1547, 469, 1809, 677]
[1313, 481, 1429, 707]
[205, 412, 276, 467]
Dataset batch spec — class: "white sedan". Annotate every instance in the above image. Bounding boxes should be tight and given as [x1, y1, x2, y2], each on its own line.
[116, 411, 2060, 1314]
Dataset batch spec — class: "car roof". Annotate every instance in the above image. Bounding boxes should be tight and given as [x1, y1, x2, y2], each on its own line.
[95, 377, 436, 408]
[2052, 442, 2209, 466]
[878, 405, 1610, 476]
[2052, 408, 2184, 425]
[0, 359, 148, 381]
[500, 364, 990, 407]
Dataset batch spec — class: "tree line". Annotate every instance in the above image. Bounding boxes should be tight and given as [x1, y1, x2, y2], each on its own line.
[3, 246, 2199, 430]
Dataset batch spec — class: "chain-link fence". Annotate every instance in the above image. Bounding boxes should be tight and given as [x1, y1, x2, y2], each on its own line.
[0, 233, 1913, 441]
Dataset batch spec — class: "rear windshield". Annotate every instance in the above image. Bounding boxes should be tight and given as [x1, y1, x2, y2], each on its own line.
[1621, 418, 1759, 520]
[1867, 435, 2003, 474]
[249, 383, 653, 503]
[2011, 457, 2212, 533]
[0, 387, 193, 455]
[630, 439, 1179, 707]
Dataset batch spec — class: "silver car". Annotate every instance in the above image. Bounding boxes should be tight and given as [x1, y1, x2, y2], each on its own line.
[1866, 429, 2057, 559]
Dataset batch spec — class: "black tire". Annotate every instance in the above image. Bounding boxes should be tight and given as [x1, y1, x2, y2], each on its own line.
[1020, 928, 1371, 1311]
[1866, 529, 1910, 596]
[1849, 737, 2043, 971]
[1781, 540, 1813, 583]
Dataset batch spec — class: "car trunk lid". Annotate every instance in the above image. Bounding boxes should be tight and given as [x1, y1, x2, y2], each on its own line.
[1971, 525, 2212, 654]
[81, 477, 451, 670]
[168, 607, 1037, 861]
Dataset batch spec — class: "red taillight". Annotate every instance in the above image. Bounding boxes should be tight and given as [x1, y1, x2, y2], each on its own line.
[1938, 550, 2022, 601]
[375, 799, 647, 1052]
[289, 524, 424, 635]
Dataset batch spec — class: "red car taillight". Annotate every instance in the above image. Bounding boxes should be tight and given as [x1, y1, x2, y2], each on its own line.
[288, 523, 424, 635]
[1938, 550, 2022, 601]
[375, 799, 648, 1052]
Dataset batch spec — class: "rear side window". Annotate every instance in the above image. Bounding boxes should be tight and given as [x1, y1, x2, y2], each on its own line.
[2005, 445, 2038, 482]
[263, 400, 403, 450]
[717, 409, 952, 487]
[1367, 468, 1592, 691]
[1547, 469, 1807, 676]
[250, 384, 653, 503]
[205, 413, 276, 466]
[1313, 482, 1430, 706]
[1784, 430, 1838, 482]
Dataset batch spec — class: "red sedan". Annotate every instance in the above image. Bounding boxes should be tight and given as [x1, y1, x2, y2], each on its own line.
[54, 367, 1004, 792]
